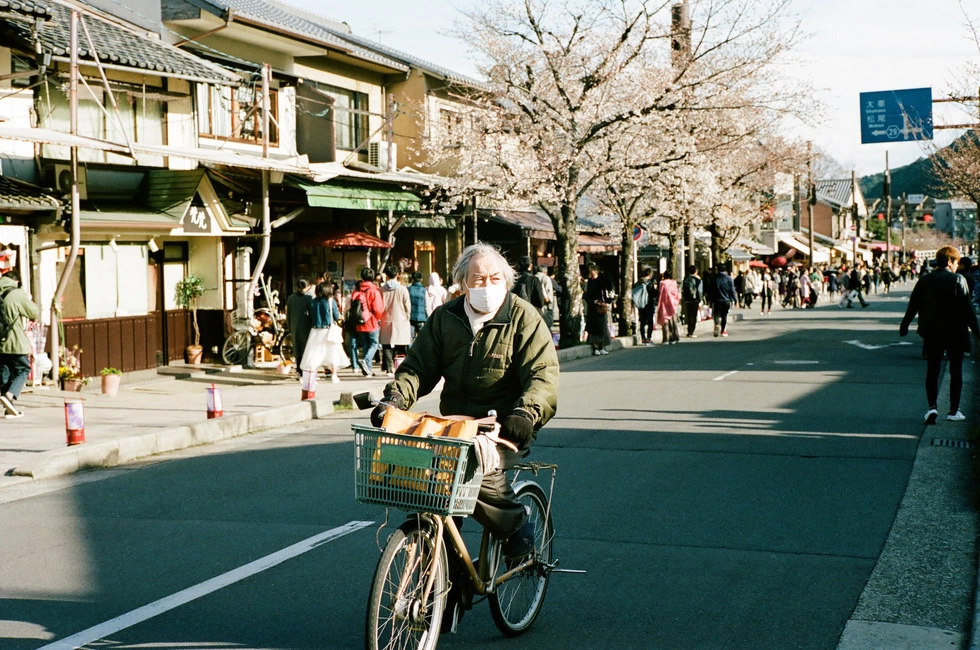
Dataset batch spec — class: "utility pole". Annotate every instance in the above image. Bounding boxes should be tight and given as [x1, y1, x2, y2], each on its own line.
[851, 170, 859, 265]
[671, 0, 691, 278]
[900, 192, 907, 264]
[50, 10, 82, 381]
[806, 141, 815, 265]
[246, 63, 272, 315]
[883, 151, 892, 267]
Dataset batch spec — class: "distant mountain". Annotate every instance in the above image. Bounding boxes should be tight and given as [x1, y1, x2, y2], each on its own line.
[860, 156, 938, 200]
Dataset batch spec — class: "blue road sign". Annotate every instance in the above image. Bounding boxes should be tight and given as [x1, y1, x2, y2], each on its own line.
[860, 88, 933, 144]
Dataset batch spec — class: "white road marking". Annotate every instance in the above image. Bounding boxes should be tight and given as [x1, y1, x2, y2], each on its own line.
[845, 340, 913, 350]
[713, 370, 739, 381]
[773, 360, 820, 365]
[37, 520, 374, 650]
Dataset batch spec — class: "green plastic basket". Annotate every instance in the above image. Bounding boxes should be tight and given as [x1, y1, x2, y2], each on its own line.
[353, 425, 483, 516]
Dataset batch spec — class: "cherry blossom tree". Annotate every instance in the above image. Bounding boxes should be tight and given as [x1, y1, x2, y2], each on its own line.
[427, 0, 812, 347]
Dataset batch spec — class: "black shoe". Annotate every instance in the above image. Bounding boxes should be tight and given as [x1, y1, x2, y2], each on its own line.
[502, 521, 535, 560]
[441, 600, 462, 634]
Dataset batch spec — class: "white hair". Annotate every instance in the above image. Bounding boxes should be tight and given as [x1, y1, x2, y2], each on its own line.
[451, 243, 515, 289]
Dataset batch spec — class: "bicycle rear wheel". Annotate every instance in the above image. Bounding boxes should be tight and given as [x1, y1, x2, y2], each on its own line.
[366, 520, 447, 650]
[489, 481, 553, 636]
[221, 330, 252, 366]
[277, 332, 293, 364]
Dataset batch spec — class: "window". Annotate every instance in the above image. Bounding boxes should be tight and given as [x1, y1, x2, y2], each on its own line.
[316, 84, 369, 151]
[196, 83, 279, 145]
[440, 109, 463, 148]
[81, 244, 150, 319]
[37, 82, 165, 162]
[10, 54, 33, 88]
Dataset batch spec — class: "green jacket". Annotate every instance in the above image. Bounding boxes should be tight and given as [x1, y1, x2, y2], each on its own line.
[0, 274, 39, 355]
[386, 292, 559, 430]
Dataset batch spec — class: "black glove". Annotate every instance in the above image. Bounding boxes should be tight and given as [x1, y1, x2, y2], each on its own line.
[371, 392, 406, 428]
[499, 411, 535, 450]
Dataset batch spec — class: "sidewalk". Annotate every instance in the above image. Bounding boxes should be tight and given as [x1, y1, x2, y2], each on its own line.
[0, 338, 626, 488]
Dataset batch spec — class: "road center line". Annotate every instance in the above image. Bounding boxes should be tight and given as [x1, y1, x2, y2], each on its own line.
[38, 520, 375, 650]
[713, 370, 739, 381]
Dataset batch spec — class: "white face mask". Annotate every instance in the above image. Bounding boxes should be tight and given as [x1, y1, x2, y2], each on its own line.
[466, 282, 508, 314]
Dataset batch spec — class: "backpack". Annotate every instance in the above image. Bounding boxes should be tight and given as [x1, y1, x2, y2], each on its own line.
[345, 294, 367, 331]
[631, 281, 649, 309]
[512, 273, 532, 303]
[0, 286, 14, 344]
[681, 276, 700, 302]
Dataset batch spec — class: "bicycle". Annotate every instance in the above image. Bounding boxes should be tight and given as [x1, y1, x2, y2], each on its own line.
[221, 307, 293, 366]
[353, 422, 564, 649]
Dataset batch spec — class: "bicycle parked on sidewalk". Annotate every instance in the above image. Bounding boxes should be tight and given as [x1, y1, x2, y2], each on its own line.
[353, 420, 572, 649]
[221, 307, 293, 367]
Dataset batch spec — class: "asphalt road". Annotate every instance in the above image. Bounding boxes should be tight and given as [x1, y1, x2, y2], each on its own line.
[0, 287, 946, 649]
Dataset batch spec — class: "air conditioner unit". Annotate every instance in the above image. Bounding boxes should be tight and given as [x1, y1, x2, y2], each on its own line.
[52, 164, 87, 200]
[368, 141, 397, 171]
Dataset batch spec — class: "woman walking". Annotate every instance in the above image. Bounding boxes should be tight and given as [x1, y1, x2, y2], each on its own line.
[584, 263, 613, 355]
[300, 281, 349, 383]
[759, 269, 775, 315]
[656, 271, 680, 344]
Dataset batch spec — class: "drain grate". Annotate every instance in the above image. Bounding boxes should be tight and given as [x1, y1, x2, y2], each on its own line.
[931, 438, 975, 449]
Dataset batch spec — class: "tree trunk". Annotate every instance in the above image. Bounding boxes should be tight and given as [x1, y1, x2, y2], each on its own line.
[618, 221, 637, 337]
[553, 204, 583, 349]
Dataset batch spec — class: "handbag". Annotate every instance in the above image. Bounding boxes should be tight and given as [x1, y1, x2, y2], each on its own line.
[594, 300, 609, 315]
[326, 322, 344, 343]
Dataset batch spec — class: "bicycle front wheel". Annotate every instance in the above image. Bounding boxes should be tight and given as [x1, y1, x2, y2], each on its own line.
[277, 332, 293, 364]
[366, 520, 447, 650]
[221, 330, 252, 366]
[489, 481, 553, 636]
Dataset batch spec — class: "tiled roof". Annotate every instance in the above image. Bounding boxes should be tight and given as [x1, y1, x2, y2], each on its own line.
[0, 0, 50, 18]
[0, 175, 61, 211]
[0, 2, 237, 83]
[315, 25, 487, 89]
[816, 179, 856, 209]
[201, 0, 409, 72]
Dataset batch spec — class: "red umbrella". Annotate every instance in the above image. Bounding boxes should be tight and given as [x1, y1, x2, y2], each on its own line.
[318, 232, 393, 249]
[749, 260, 768, 268]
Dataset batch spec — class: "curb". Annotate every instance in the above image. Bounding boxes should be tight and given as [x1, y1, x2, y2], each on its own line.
[11, 399, 324, 480]
[8, 331, 661, 481]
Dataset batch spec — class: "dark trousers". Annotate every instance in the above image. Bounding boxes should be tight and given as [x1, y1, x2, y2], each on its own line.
[472, 468, 526, 540]
[760, 292, 773, 312]
[682, 301, 699, 335]
[381, 344, 408, 373]
[638, 305, 656, 341]
[0, 353, 31, 399]
[713, 301, 731, 332]
[925, 338, 965, 413]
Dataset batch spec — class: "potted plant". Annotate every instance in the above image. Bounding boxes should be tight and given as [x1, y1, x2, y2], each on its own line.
[59, 345, 87, 391]
[174, 274, 206, 364]
[100, 367, 122, 396]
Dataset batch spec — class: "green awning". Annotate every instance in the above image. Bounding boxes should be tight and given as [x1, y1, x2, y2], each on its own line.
[294, 180, 420, 212]
[399, 215, 456, 229]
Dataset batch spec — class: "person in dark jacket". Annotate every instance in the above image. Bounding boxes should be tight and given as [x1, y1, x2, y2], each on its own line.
[900, 246, 980, 424]
[512, 255, 546, 311]
[371, 243, 559, 632]
[712, 266, 737, 337]
[843, 264, 869, 308]
[285, 278, 314, 376]
[680, 265, 703, 337]
[407, 271, 427, 340]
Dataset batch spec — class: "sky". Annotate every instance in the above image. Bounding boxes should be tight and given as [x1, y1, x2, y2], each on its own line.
[308, 0, 980, 177]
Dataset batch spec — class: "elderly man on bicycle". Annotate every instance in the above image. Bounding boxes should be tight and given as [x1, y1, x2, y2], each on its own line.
[372, 243, 559, 624]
